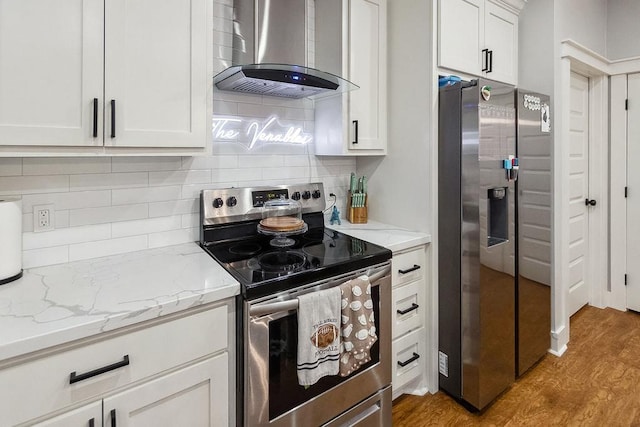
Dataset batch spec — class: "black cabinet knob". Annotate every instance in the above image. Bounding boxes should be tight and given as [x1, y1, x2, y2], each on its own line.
[585, 198, 597, 206]
[213, 198, 224, 208]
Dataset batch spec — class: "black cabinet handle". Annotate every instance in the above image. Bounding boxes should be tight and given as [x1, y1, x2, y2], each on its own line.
[92, 98, 98, 138]
[89, 418, 95, 427]
[69, 355, 130, 384]
[398, 352, 420, 367]
[481, 48, 489, 72]
[398, 264, 421, 274]
[397, 303, 419, 315]
[585, 198, 597, 206]
[352, 120, 358, 144]
[110, 99, 116, 138]
[111, 409, 117, 427]
[488, 50, 493, 73]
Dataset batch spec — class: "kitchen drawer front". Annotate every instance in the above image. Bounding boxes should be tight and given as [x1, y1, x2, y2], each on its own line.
[392, 327, 425, 392]
[1, 303, 228, 427]
[392, 279, 425, 339]
[392, 247, 425, 287]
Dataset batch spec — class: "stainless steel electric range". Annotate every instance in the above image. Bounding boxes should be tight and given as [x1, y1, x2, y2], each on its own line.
[199, 183, 393, 426]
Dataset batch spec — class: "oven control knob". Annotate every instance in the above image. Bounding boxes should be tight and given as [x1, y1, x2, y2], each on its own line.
[291, 191, 301, 201]
[212, 197, 224, 208]
[227, 196, 237, 207]
[302, 191, 311, 200]
[312, 190, 321, 199]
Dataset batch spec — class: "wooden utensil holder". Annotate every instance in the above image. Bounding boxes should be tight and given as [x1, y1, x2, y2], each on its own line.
[347, 191, 368, 224]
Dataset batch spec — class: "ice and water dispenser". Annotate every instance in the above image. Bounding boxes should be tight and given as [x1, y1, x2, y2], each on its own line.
[487, 187, 508, 247]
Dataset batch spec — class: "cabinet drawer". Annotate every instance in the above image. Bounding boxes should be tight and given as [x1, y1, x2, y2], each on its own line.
[392, 327, 425, 392]
[392, 247, 425, 287]
[392, 279, 425, 339]
[1, 303, 228, 427]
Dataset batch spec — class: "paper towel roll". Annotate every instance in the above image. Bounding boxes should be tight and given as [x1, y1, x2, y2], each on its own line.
[0, 198, 22, 285]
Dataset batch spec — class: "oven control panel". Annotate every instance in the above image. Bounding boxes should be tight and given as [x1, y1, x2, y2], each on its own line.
[252, 189, 289, 208]
[201, 183, 326, 225]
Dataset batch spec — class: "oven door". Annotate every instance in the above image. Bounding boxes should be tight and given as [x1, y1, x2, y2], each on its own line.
[243, 262, 391, 427]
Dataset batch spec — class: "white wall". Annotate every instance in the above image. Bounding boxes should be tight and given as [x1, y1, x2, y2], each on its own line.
[0, 0, 355, 269]
[518, 0, 554, 96]
[555, 0, 607, 57]
[356, 0, 433, 233]
[607, 0, 640, 60]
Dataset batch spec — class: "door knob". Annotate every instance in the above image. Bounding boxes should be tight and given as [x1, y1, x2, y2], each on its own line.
[585, 198, 597, 206]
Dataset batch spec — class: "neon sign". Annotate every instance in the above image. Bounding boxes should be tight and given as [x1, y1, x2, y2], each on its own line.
[212, 116, 312, 149]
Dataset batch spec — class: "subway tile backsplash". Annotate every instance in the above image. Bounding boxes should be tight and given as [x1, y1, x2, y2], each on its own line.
[7, 151, 353, 269]
[2, 0, 354, 269]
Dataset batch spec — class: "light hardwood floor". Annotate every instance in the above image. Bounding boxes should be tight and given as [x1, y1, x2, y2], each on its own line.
[392, 305, 640, 426]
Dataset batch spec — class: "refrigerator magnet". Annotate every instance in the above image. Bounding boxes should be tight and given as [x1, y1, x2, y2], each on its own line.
[541, 103, 551, 132]
[481, 85, 491, 101]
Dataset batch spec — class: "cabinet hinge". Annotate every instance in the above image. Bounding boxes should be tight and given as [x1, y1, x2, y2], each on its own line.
[625, 274, 628, 286]
[625, 186, 628, 198]
[626, 99, 629, 110]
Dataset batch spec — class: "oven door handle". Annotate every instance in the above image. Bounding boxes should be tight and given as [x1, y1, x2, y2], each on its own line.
[249, 265, 391, 316]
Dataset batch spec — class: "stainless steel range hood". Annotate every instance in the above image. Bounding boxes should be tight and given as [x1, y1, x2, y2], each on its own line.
[213, 63, 357, 99]
[213, 0, 357, 99]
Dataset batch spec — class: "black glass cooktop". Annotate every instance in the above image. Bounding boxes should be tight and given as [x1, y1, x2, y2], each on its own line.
[201, 226, 391, 300]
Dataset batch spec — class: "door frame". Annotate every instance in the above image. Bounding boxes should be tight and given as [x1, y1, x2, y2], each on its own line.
[553, 40, 609, 356]
[561, 42, 640, 318]
[610, 74, 628, 312]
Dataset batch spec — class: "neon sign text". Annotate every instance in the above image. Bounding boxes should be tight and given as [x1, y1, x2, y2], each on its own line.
[212, 116, 312, 149]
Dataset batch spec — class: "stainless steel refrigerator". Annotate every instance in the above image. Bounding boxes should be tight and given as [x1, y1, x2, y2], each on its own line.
[437, 79, 552, 410]
[514, 88, 552, 377]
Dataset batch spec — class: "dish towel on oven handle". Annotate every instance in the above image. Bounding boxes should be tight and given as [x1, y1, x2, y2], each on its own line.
[296, 286, 341, 386]
[339, 275, 378, 377]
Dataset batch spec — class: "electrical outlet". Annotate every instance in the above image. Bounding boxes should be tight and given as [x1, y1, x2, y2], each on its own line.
[438, 351, 449, 377]
[33, 204, 55, 232]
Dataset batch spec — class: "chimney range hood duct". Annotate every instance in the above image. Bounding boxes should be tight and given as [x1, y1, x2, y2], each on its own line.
[213, 0, 358, 99]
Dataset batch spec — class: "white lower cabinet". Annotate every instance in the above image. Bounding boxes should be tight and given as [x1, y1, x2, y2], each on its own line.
[391, 245, 428, 399]
[102, 355, 227, 427]
[35, 356, 227, 427]
[3, 300, 233, 427]
[33, 402, 102, 427]
[392, 327, 427, 392]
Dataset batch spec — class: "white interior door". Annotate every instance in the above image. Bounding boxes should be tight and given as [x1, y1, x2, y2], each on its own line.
[568, 71, 590, 317]
[626, 73, 640, 311]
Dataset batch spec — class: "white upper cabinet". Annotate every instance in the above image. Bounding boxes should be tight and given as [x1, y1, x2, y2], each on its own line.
[438, 0, 519, 85]
[438, 0, 484, 78]
[0, 0, 104, 148]
[314, 0, 387, 156]
[104, 0, 210, 149]
[0, 0, 212, 155]
[483, 2, 518, 84]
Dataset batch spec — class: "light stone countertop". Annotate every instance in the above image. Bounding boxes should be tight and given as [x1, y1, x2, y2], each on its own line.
[327, 220, 431, 253]
[0, 243, 239, 362]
